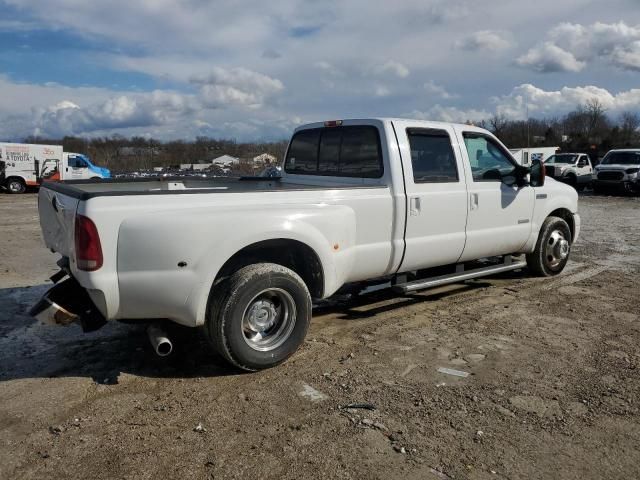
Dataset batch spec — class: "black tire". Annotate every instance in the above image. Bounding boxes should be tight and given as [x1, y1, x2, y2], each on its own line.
[204, 263, 312, 371]
[6, 178, 26, 194]
[565, 174, 577, 189]
[526, 216, 572, 277]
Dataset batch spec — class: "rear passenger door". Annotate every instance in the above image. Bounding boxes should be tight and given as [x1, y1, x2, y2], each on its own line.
[395, 121, 469, 271]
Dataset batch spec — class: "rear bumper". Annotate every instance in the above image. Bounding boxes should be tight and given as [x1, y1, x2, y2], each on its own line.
[29, 277, 107, 332]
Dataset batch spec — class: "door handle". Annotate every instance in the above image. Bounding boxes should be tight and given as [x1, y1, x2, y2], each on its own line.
[410, 197, 421, 216]
[470, 193, 479, 210]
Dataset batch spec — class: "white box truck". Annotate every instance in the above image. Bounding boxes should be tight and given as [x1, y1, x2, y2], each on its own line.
[0, 143, 111, 194]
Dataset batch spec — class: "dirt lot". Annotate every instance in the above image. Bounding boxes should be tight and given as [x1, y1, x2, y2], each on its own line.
[1, 192, 639, 480]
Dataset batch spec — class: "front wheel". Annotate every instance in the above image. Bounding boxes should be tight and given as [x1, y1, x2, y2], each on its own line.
[205, 263, 312, 371]
[526, 216, 572, 277]
[6, 178, 26, 194]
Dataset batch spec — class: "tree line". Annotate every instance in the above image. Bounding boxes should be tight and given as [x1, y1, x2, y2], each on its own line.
[479, 100, 639, 161]
[20, 101, 640, 171]
[20, 135, 289, 173]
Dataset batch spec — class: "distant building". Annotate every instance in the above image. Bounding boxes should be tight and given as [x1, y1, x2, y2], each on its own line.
[252, 153, 277, 165]
[179, 162, 212, 171]
[179, 154, 239, 171]
[211, 155, 239, 167]
[509, 147, 559, 165]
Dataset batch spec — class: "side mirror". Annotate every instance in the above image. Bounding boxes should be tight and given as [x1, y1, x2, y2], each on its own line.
[530, 159, 545, 187]
[502, 174, 517, 186]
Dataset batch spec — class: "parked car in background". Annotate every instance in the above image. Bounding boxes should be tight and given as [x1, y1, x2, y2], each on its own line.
[593, 149, 640, 194]
[543, 153, 593, 190]
[0, 143, 111, 194]
[31, 118, 580, 371]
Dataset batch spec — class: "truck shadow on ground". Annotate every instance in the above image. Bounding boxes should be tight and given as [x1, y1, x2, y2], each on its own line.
[0, 284, 235, 384]
[313, 281, 493, 319]
[0, 274, 521, 384]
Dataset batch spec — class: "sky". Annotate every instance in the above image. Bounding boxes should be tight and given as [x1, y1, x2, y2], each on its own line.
[1, 0, 640, 141]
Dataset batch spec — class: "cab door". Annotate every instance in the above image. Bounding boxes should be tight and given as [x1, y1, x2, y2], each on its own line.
[394, 121, 469, 271]
[66, 155, 89, 180]
[454, 127, 535, 261]
[576, 155, 593, 183]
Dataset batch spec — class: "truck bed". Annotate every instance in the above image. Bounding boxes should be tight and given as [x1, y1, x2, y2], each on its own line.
[40, 176, 372, 200]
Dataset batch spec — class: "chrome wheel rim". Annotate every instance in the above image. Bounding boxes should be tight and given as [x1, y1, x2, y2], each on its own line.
[546, 229, 569, 268]
[241, 288, 296, 352]
[9, 181, 22, 193]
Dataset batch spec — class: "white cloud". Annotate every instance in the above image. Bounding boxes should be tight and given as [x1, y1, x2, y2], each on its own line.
[191, 67, 284, 108]
[2, 2, 640, 141]
[518, 21, 640, 72]
[516, 42, 586, 73]
[31, 91, 198, 137]
[374, 85, 391, 97]
[372, 61, 410, 78]
[456, 30, 511, 51]
[408, 105, 490, 124]
[0, 75, 293, 140]
[494, 84, 640, 119]
[423, 81, 458, 100]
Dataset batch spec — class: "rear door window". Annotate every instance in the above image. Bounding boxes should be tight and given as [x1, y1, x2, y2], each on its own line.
[407, 129, 458, 183]
[285, 126, 383, 178]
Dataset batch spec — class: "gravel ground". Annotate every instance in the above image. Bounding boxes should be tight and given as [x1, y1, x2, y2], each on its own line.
[0, 191, 639, 480]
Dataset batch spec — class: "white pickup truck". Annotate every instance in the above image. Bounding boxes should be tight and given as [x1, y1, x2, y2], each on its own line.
[31, 118, 580, 370]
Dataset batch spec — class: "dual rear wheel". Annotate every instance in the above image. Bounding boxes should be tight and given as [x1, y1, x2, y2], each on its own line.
[204, 263, 312, 371]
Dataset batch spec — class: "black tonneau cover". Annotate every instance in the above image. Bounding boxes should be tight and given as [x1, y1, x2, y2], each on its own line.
[40, 176, 377, 200]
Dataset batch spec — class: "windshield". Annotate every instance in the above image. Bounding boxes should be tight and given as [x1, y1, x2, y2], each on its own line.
[601, 151, 640, 165]
[545, 154, 577, 164]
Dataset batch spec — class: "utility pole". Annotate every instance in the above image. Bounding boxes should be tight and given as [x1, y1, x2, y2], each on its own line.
[526, 91, 530, 149]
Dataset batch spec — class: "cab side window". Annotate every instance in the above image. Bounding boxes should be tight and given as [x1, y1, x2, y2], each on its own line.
[463, 133, 516, 182]
[68, 156, 87, 168]
[407, 129, 458, 183]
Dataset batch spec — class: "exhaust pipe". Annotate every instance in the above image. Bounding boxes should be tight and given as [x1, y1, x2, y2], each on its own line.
[147, 324, 173, 357]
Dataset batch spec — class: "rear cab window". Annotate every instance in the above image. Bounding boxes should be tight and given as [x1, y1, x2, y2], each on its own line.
[406, 128, 459, 183]
[285, 126, 383, 178]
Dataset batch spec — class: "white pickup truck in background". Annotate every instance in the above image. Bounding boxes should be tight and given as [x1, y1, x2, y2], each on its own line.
[31, 118, 580, 370]
[543, 153, 594, 190]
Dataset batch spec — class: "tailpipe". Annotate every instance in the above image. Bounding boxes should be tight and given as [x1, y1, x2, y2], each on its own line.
[147, 324, 173, 357]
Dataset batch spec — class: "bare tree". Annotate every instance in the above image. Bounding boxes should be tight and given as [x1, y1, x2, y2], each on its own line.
[584, 99, 609, 142]
[620, 111, 640, 145]
[488, 114, 509, 136]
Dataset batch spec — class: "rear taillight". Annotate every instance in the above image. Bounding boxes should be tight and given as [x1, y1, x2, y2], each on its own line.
[75, 214, 103, 271]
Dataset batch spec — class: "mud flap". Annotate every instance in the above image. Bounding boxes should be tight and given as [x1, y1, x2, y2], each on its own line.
[29, 277, 107, 332]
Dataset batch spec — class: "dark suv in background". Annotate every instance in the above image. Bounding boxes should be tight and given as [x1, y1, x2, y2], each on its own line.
[593, 149, 640, 194]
